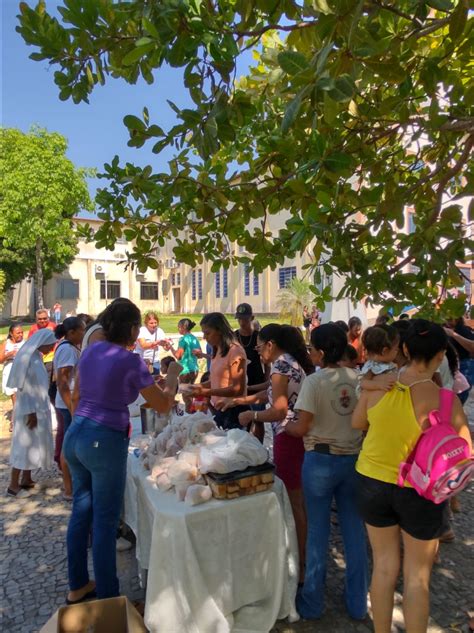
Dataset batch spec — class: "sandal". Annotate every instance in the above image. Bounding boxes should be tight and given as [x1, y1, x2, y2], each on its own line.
[65, 589, 97, 605]
[20, 482, 36, 489]
[6, 488, 29, 498]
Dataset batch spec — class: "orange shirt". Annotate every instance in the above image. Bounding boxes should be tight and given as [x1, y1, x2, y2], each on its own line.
[210, 343, 246, 408]
[348, 334, 364, 364]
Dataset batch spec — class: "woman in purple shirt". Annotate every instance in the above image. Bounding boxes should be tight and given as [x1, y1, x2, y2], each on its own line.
[63, 300, 175, 604]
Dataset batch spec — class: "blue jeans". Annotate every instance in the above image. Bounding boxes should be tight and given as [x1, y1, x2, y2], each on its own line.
[296, 452, 368, 620]
[57, 407, 72, 433]
[63, 416, 129, 598]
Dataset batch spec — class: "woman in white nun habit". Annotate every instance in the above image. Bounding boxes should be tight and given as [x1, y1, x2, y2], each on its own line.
[6, 328, 56, 497]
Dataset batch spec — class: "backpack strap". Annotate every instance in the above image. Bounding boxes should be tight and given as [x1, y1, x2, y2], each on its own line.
[397, 461, 411, 488]
[433, 387, 455, 426]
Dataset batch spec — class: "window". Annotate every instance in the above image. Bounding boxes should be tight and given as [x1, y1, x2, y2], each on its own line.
[253, 272, 259, 296]
[223, 268, 228, 298]
[408, 212, 416, 234]
[243, 264, 250, 296]
[191, 270, 197, 300]
[171, 272, 181, 286]
[140, 282, 159, 300]
[215, 272, 221, 298]
[198, 269, 203, 300]
[100, 280, 121, 299]
[56, 278, 79, 300]
[278, 266, 297, 289]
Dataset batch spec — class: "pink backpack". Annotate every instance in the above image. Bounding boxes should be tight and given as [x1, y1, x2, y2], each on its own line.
[398, 388, 474, 504]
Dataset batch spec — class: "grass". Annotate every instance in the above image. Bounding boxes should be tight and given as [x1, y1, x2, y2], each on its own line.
[0, 314, 282, 340]
[156, 313, 281, 334]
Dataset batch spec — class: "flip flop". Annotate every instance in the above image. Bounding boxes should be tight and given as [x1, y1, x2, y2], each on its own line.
[20, 482, 36, 489]
[65, 589, 97, 605]
[6, 488, 29, 498]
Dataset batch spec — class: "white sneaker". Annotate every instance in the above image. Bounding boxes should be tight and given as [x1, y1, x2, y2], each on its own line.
[116, 536, 133, 552]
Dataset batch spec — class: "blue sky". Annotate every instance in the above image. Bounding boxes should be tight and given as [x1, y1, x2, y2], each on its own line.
[1, 0, 208, 214]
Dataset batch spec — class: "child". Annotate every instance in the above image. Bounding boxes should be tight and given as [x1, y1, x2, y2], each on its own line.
[340, 344, 359, 369]
[359, 324, 400, 393]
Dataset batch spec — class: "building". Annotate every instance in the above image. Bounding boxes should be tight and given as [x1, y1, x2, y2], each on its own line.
[2, 218, 318, 319]
[3, 201, 472, 322]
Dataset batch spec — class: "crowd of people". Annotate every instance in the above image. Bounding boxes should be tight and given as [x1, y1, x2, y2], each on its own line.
[1, 300, 473, 631]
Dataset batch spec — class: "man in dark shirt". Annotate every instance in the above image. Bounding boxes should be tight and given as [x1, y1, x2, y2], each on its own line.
[234, 303, 268, 391]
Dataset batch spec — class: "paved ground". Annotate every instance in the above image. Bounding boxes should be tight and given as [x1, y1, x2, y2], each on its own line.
[0, 397, 473, 633]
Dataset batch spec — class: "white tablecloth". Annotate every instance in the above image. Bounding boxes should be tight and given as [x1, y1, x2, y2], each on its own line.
[124, 446, 299, 633]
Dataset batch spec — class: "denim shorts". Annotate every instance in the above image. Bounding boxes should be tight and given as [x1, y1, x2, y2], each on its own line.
[356, 472, 449, 540]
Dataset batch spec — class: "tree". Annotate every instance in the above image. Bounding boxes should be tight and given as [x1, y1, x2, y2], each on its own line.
[16, 0, 473, 316]
[277, 278, 313, 326]
[0, 127, 93, 308]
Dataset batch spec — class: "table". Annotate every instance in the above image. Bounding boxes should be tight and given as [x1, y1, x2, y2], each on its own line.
[124, 437, 299, 633]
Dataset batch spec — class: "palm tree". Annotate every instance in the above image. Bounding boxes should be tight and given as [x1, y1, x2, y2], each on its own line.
[277, 277, 313, 326]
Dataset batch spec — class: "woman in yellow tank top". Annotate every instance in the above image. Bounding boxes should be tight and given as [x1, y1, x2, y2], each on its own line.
[352, 320, 470, 633]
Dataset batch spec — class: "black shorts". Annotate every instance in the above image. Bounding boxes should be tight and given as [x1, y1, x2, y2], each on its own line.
[356, 473, 449, 541]
[212, 404, 250, 431]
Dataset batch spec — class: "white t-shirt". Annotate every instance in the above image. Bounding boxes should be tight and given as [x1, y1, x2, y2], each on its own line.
[53, 342, 81, 409]
[135, 326, 166, 363]
[437, 356, 454, 390]
[295, 367, 362, 454]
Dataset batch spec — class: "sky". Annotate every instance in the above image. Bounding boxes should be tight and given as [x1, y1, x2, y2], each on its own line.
[0, 0, 213, 215]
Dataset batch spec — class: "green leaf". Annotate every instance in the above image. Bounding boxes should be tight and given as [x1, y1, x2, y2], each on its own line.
[315, 41, 333, 75]
[328, 75, 355, 102]
[310, 0, 333, 14]
[278, 51, 309, 75]
[122, 43, 155, 66]
[324, 152, 352, 172]
[281, 93, 302, 133]
[142, 17, 160, 39]
[123, 115, 146, 131]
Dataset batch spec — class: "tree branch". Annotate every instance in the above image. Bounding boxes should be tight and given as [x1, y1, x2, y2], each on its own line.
[230, 20, 318, 38]
[389, 134, 474, 274]
[370, 0, 422, 27]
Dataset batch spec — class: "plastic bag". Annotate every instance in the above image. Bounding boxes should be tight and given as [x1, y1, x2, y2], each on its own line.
[199, 429, 268, 474]
[184, 484, 212, 506]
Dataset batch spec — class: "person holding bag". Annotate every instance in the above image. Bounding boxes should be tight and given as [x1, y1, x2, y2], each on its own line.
[135, 310, 168, 375]
[63, 301, 176, 603]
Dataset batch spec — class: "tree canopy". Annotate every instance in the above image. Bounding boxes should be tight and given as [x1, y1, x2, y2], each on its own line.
[0, 127, 93, 305]
[16, 0, 473, 315]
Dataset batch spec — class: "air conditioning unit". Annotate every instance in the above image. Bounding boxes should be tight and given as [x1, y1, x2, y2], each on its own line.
[135, 270, 145, 280]
[165, 258, 178, 269]
[95, 264, 106, 275]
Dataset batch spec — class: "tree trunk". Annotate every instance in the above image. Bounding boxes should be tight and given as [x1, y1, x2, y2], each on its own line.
[35, 237, 44, 309]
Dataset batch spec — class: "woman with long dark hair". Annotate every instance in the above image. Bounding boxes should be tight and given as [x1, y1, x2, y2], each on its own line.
[353, 320, 470, 632]
[53, 317, 86, 500]
[169, 318, 201, 411]
[235, 323, 313, 584]
[63, 300, 176, 603]
[189, 312, 247, 429]
[288, 323, 368, 620]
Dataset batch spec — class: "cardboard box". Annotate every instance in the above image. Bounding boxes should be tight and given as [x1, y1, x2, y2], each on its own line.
[39, 596, 147, 633]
